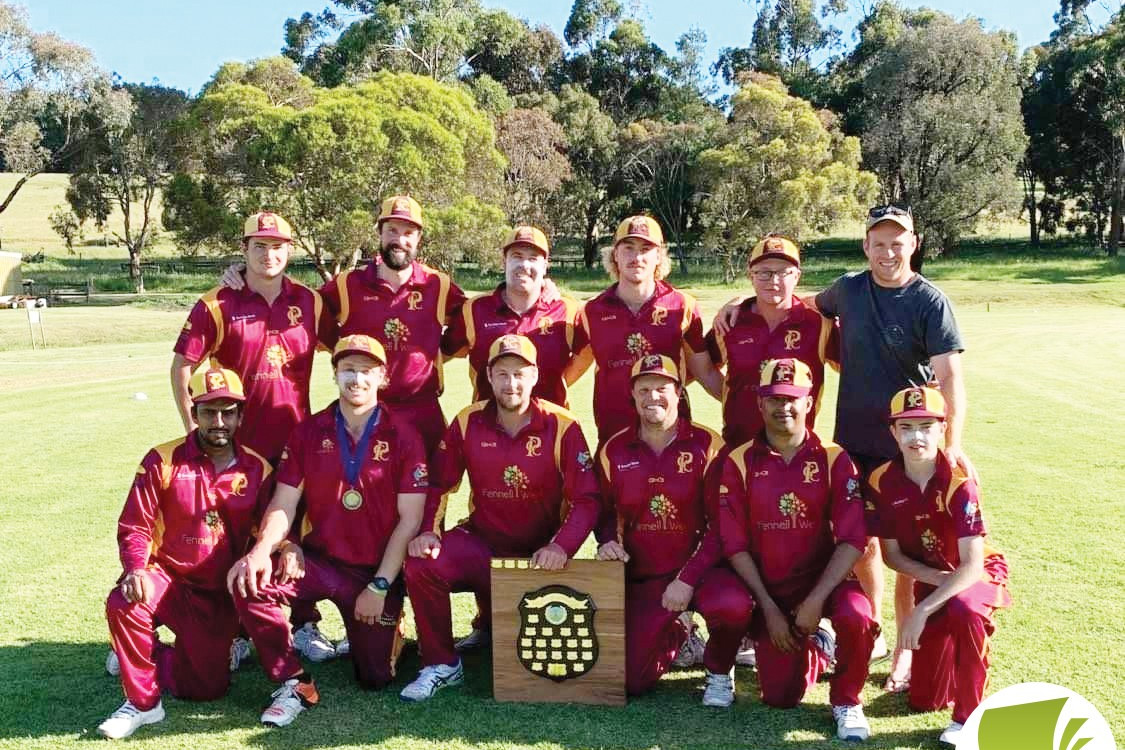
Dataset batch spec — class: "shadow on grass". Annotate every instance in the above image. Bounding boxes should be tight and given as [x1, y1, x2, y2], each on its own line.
[1, 639, 940, 749]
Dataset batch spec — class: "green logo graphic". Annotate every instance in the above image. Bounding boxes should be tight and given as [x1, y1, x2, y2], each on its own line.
[979, 697, 1093, 750]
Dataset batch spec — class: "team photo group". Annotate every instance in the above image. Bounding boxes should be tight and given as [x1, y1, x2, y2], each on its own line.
[98, 195, 1010, 747]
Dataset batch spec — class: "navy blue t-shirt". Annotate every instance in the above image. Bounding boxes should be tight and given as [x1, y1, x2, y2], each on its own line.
[815, 271, 963, 461]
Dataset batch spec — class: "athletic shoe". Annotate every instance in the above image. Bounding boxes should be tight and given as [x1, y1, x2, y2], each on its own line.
[939, 721, 964, 746]
[673, 629, 707, 668]
[260, 677, 319, 727]
[832, 704, 871, 741]
[454, 628, 491, 651]
[870, 632, 889, 662]
[230, 636, 253, 671]
[105, 649, 120, 677]
[399, 661, 465, 702]
[813, 622, 837, 671]
[335, 637, 350, 657]
[293, 622, 336, 663]
[97, 700, 165, 739]
[735, 637, 756, 668]
[701, 669, 735, 707]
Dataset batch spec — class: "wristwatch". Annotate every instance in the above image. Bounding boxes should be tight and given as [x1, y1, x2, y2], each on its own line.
[366, 576, 390, 596]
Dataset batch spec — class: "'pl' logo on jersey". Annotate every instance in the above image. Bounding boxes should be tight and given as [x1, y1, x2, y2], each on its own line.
[802, 461, 820, 483]
[372, 440, 390, 462]
[538, 317, 553, 336]
[287, 306, 303, 327]
[676, 451, 693, 474]
[784, 330, 801, 350]
[525, 436, 542, 457]
[651, 306, 668, 326]
[230, 472, 248, 496]
[407, 291, 423, 311]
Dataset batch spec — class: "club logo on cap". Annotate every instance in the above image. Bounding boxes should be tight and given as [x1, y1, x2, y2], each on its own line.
[630, 217, 650, 237]
[207, 371, 226, 391]
[259, 214, 276, 230]
[765, 237, 784, 252]
[517, 227, 533, 241]
[774, 361, 794, 383]
[499, 335, 521, 353]
[907, 389, 924, 408]
[393, 197, 411, 215]
[643, 355, 663, 370]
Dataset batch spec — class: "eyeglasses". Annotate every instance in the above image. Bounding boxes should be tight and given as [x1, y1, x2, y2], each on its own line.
[868, 203, 912, 218]
[750, 268, 799, 282]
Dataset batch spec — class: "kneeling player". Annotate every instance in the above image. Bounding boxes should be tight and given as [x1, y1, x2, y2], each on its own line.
[716, 358, 875, 741]
[99, 368, 272, 739]
[401, 334, 599, 701]
[596, 355, 752, 704]
[228, 335, 428, 726]
[866, 387, 1011, 747]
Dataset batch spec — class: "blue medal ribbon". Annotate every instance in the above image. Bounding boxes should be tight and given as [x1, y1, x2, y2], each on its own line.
[335, 403, 381, 489]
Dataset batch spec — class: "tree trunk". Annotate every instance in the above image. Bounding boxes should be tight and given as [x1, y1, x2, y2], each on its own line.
[1109, 142, 1124, 257]
[129, 250, 145, 293]
[583, 203, 600, 268]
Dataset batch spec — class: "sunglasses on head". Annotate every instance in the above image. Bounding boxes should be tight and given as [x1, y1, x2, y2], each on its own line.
[868, 203, 912, 218]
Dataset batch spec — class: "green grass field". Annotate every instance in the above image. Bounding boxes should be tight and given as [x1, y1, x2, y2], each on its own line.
[2, 259, 1124, 750]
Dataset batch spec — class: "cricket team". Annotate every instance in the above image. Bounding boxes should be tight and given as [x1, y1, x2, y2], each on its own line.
[98, 198, 1010, 746]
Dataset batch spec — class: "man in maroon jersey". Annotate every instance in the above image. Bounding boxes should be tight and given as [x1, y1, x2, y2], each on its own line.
[866, 386, 1010, 747]
[98, 368, 273, 740]
[566, 216, 722, 443]
[595, 354, 752, 704]
[706, 234, 838, 447]
[716, 358, 875, 741]
[227, 335, 428, 727]
[442, 225, 582, 407]
[399, 334, 600, 701]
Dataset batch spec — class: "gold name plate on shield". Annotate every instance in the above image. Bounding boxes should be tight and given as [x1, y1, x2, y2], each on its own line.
[490, 558, 625, 706]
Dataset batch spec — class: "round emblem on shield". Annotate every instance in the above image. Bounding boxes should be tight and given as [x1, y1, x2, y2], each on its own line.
[517, 585, 598, 682]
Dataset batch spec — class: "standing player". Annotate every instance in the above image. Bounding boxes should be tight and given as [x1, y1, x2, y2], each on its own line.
[566, 216, 722, 443]
[595, 355, 752, 704]
[399, 335, 600, 701]
[442, 225, 582, 407]
[228, 335, 428, 726]
[866, 386, 1010, 747]
[706, 234, 838, 447]
[716, 359, 875, 741]
[98, 368, 272, 739]
[175, 211, 337, 664]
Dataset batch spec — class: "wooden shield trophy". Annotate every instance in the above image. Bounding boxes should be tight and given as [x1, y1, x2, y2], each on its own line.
[490, 558, 625, 706]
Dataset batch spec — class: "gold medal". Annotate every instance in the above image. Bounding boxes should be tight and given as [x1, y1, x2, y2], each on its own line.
[341, 488, 363, 510]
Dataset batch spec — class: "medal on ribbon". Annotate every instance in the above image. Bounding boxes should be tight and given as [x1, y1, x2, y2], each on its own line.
[335, 404, 381, 511]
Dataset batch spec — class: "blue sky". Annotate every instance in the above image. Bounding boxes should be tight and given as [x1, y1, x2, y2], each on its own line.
[23, 0, 1084, 94]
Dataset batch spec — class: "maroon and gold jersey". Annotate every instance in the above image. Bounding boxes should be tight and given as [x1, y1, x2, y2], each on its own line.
[568, 281, 707, 441]
[706, 297, 839, 446]
[595, 419, 724, 584]
[866, 452, 1001, 571]
[118, 433, 273, 590]
[717, 430, 866, 601]
[422, 398, 599, 557]
[276, 403, 429, 569]
[320, 260, 466, 406]
[441, 284, 582, 407]
[174, 278, 334, 461]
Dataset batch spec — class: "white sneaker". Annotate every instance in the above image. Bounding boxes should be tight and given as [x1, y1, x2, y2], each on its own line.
[814, 621, 837, 672]
[335, 637, 350, 657]
[260, 677, 319, 727]
[939, 721, 964, 746]
[399, 661, 465, 702]
[454, 628, 490, 651]
[673, 629, 707, 668]
[833, 703, 871, 741]
[105, 649, 120, 676]
[870, 632, 889, 662]
[735, 637, 756, 667]
[230, 636, 253, 671]
[701, 669, 735, 707]
[292, 622, 336, 663]
[97, 700, 165, 739]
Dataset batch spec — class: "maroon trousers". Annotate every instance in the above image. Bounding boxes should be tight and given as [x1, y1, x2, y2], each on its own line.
[909, 563, 1011, 723]
[625, 566, 753, 696]
[105, 566, 238, 711]
[235, 551, 405, 689]
[751, 580, 875, 708]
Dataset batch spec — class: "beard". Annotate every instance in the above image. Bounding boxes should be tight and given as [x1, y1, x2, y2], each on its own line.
[380, 241, 415, 271]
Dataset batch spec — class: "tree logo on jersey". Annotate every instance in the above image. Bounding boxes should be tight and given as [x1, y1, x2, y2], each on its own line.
[287, 306, 303, 327]
[319, 438, 334, 453]
[784, 329, 801, 351]
[371, 440, 390, 462]
[626, 332, 652, 358]
[920, 528, 938, 552]
[517, 585, 599, 682]
[407, 291, 423, 311]
[676, 451, 693, 474]
[650, 305, 668, 326]
[230, 472, 248, 496]
[778, 492, 808, 521]
[384, 318, 410, 350]
[265, 343, 290, 369]
[504, 465, 529, 494]
[525, 436, 542, 457]
[204, 509, 222, 531]
[537, 316, 553, 336]
[649, 493, 678, 527]
[802, 461, 820, 483]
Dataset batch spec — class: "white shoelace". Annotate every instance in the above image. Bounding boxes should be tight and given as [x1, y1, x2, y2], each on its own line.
[109, 702, 142, 719]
